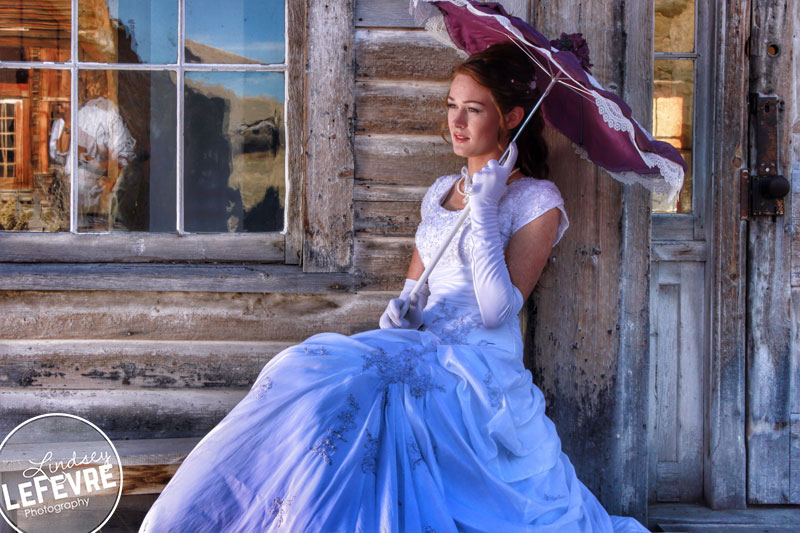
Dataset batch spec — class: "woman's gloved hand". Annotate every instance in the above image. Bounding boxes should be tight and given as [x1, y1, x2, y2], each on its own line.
[379, 278, 430, 330]
[468, 142, 518, 213]
[467, 143, 525, 328]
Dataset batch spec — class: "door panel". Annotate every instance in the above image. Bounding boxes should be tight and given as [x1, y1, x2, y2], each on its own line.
[648, 260, 704, 502]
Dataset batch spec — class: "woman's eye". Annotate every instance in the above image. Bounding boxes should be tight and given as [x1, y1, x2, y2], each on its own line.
[468, 107, 480, 113]
[447, 103, 457, 109]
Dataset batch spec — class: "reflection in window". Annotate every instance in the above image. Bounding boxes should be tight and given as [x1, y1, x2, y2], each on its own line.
[79, 0, 178, 64]
[0, 69, 70, 232]
[184, 71, 284, 233]
[652, 60, 693, 213]
[0, 0, 71, 62]
[186, 0, 285, 64]
[653, 0, 695, 214]
[654, 0, 695, 53]
[76, 70, 176, 232]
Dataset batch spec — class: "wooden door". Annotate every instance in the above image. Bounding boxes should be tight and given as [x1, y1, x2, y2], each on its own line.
[649, 0, 799, 507]
[744, 0, 798, 505]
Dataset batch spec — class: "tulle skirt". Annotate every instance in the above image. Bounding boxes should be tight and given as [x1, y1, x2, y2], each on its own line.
[139, 327, 648, 532]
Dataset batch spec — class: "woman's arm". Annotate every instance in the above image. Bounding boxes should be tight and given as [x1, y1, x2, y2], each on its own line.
[505, 207, 561, 301]
[405, 247, 425, 281]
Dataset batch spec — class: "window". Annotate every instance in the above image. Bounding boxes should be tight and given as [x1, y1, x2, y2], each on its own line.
[0, 0, 301, 263]
[0, 100, 20, 182]
[652, 0, 695, 214]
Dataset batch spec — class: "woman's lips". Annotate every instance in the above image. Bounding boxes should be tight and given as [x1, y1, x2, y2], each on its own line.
[453, 133, 469, 143]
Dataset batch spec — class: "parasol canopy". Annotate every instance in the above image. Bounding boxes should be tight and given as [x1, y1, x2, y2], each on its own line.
[410, 0, 687, 198]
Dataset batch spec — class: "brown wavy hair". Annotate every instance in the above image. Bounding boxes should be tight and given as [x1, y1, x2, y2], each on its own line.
[442, 42, 549, 179]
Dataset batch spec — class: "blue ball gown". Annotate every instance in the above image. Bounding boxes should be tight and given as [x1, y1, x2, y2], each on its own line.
[139, 174, 649, 532]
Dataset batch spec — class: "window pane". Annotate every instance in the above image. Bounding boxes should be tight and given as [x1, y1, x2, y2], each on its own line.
[77, 70, 177, 232]
[184, 71, 284, 233]
[185, 0, 285, 64]
[655, 0, 695, 53]
[0, 1, 71, 62]
[652, 59, 693, 213]
[78, 0, 178, 64]
[0, 69, 70, 232]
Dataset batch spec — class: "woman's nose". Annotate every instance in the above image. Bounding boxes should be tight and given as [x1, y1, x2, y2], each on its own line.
[452, 108, 466, 127]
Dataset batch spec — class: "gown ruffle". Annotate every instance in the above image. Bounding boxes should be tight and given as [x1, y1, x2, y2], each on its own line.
[139, 176, 649, 533]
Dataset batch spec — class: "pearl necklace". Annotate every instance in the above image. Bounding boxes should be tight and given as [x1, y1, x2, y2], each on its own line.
[456, 166, 521, 204]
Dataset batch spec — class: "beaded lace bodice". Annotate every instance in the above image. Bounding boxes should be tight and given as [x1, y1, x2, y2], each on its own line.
[414, 172, 569, 348]
[414, 173, 569, 269]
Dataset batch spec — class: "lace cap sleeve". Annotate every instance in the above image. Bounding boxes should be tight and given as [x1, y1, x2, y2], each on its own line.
[420, 174, 455, 220]
[509, 179, 569, 247]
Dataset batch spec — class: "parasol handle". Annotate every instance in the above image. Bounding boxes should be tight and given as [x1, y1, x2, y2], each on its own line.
[398, 74, 561, 318]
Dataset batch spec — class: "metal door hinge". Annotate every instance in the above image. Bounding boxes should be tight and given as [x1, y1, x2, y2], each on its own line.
[741, 95, 790, 220]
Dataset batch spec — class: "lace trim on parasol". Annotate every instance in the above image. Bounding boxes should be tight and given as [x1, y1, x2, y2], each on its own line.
[572, 144, 684, 201]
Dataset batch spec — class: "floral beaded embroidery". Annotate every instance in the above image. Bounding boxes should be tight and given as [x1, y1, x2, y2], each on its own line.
[309, 394, 360, 466]
[407, 438, 424, 470]
[361, 344, 445, 399]
[268, 495, 294, 528]
[424, 299, 485, 345]
[361, 430, 379, 475]
[483, 371, 504, 410]
[255, 377, 273, 400]
[302, 344, 329, 356]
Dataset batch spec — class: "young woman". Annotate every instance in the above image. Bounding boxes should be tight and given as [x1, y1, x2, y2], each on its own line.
[140, 43, 648, 533]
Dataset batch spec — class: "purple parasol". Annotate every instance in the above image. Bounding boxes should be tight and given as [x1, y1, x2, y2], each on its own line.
[411, 0, 686, 196]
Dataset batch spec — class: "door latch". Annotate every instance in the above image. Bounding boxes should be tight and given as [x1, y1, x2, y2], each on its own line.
[741, 95, 790, 219]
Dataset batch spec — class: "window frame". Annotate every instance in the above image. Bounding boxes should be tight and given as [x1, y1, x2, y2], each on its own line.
[0, 0, 358, 293]
[0, 0, 303, 265]
[651, 0, 714, 243]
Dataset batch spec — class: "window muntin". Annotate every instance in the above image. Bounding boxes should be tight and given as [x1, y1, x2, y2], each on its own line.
[652, 0, 695, 214]
[0, 0, 286, 236]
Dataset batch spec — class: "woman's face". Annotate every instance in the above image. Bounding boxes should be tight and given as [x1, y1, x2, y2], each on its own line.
[447, 73, 504, 161]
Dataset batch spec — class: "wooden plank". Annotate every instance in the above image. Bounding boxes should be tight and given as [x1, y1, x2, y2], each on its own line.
[0, 438, 200, 472]
[354, 134, 462, 186]
[0, 233, 284, 263]
[303, 0, 355, 272]
[122, 464, 179, 495]
[0, 340, 289, 389]
[652, 241, 708, 262]
[354, 200, 420, 235]
[0, 389, 248, 440]
[649, 503, 800, 530]
[792, 414, 800, 503]
[791, 169, 800, 287]
[677, 262, 705, 501]
[354, 234, 414, 291]
[355, 0, 421, 28]
[284, 0, 306, 264]
[355, 28, 463, 81]
[649, 267, 679, 502]
[355, 0, 529, 28]
[705, 0, 750, 509]
[746, 0, 794, 505]
[652, 213, 695, 241]
[0, 264, 355, 293]
[354, 182, 428, 202]
[0, 290, 392, 341]
[793, 288, 800, 424]
[355, 80, 449, 135]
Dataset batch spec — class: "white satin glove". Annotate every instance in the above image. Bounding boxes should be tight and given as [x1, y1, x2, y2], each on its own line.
[468, 142, 524, 328]
[379, 278, 430, 330]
